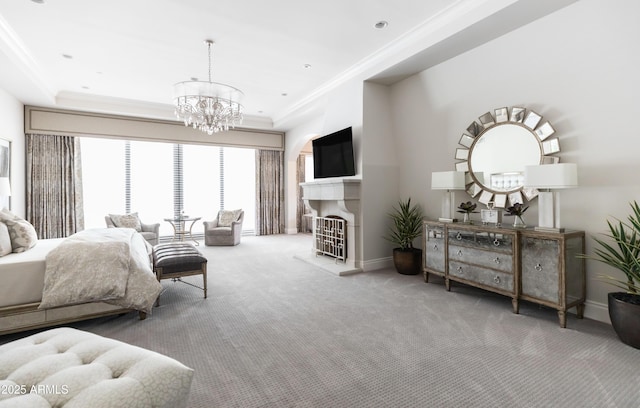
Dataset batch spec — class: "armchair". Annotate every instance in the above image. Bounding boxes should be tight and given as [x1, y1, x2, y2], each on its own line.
[105, 213, 160, 246]
[203, 209, 244, 246]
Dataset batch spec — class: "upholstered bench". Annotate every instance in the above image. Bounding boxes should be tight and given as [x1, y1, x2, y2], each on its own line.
[0, 327, 194, 408]
[152, 243, 207, 305]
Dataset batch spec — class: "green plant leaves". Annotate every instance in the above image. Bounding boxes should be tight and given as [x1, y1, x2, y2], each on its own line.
[583, 201, 640, 294]
[385, 198, 423, 250]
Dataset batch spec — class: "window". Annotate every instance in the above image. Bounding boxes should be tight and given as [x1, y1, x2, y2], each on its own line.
[129, 141, 174, 236]
[80, 138, 255, 236]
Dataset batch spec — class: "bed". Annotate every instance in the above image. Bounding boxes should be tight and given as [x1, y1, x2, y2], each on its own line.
[0, 228, 162, 335]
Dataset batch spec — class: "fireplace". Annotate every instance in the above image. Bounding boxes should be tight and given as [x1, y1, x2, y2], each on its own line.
[297, 179, 361, 275]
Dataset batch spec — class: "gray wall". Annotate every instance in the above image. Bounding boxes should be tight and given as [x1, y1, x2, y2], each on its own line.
[388, 0, 640, 322]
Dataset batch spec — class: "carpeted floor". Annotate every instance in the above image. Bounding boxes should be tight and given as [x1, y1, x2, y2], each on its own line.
[2, 234, 639, 407]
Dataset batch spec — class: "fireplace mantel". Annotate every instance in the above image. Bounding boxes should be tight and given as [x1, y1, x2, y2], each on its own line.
[297, 178, 362, 275]
[300, 178, 361, 201]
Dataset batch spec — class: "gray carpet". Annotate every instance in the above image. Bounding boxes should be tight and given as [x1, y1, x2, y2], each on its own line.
[2, 234, 639, 407]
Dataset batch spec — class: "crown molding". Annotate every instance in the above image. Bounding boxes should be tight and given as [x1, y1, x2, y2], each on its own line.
[0, 13, 55, 102]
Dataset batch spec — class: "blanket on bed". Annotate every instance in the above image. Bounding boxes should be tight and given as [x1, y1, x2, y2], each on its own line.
[39, 228, 162, 314]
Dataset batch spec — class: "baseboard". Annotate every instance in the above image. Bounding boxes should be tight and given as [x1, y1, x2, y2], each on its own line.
[583, 299, 610, 325]
[284, 227, 299, 235]
[361, 256, 393, 272]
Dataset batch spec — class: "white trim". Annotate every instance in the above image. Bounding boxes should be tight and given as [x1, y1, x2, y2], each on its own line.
[583, 299, 610, 325]
[362, 256, 394, 272]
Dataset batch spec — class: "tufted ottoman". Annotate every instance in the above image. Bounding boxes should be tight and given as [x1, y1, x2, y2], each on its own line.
[0, 327, 194, 408]
[152, 243, 207, 306]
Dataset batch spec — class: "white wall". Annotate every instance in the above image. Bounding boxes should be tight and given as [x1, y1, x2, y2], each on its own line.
[284, 83, 363, 211]
[361, 82, 399, 270]
[389, 0, 640, 322]
[0, 88, 25, 217]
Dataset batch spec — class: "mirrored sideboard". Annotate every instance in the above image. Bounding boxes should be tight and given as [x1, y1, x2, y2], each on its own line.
[423, 221, 585, 328]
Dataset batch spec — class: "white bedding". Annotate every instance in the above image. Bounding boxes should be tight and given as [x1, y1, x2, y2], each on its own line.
[39, 228, 161, 314]
[0, 238, 64, 308]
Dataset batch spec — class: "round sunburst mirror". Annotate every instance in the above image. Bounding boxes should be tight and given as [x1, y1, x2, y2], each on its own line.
[454, 106, 561, 208]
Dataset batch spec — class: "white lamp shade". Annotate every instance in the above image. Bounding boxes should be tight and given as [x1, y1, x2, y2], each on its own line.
[432, 171, 465, 190]
[524, 163, 578, 189]
[0, 178, 10, 196]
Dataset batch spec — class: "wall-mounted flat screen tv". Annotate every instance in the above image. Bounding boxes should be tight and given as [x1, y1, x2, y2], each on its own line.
[312, 127, 355, 179]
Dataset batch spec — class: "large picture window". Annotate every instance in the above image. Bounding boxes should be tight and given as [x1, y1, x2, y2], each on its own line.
[81, 137, 255, 237]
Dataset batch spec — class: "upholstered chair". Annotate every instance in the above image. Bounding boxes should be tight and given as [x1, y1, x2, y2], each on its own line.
[203, 209, 244, 246]
[105, 213, 160, 245]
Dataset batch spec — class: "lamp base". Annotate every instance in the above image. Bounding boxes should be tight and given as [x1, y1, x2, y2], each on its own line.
[534, 226, 565, 233]
[438, 217, 459, 223]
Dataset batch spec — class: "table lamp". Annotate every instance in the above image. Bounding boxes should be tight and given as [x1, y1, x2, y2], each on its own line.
[431, 171, 466, 222]
[524, 163, 578, 232]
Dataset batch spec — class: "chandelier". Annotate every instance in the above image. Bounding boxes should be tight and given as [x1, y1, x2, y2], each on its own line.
[174, 40, 243, 135]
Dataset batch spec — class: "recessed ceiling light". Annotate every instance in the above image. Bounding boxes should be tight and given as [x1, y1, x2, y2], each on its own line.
[81, 86, 89, 90]
[31, 0, 45, 4]
[303, 64, 312, 69]
[281, 93, 288, 97]
[374, 21, 388, 29]
[190, 77, 198, 81]
[62, 54, 73, 59]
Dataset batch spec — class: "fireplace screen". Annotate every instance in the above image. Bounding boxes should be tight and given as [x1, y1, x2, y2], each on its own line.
[314, 216, 346, 262]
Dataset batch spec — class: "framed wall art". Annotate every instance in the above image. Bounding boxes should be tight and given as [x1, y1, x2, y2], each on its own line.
[0, 138, 11, 209]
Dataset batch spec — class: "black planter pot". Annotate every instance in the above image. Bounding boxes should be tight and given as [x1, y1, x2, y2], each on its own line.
[608, 292, 640, 349]
[392, 248, 423, 275]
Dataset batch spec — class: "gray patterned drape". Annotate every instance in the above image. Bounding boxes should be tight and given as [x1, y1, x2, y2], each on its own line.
[26, 134, 84, 239]
[296, 154, 305, 232]
[255, 149, 284, 235]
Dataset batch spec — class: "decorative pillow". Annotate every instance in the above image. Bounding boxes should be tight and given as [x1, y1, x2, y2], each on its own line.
[109, 213, 142, 231]
[218, 209, 241, 227]
[0, 209, 38, 253]
[0, 222, 11, 256]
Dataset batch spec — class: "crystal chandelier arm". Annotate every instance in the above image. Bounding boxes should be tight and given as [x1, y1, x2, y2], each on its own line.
[206, 39, 213, 83]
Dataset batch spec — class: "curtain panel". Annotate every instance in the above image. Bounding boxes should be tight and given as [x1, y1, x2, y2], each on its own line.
[296, 154, 306, 232]
[26, 134, 84, 239]
[255, 150, 284, 235]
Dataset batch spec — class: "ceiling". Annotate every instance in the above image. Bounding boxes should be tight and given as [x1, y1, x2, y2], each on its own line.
[0, 0, 577, 131]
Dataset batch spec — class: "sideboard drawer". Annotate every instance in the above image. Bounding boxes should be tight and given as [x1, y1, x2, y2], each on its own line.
[448, 244, 514, 273]
[447, 229, 514, 252]
[449, 261, 514, 293]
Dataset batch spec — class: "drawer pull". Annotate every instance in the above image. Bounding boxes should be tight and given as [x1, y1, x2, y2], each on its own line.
[535, 263, 543, 271]
[493, 239, 501, 247]
[494, 257, 500, 264]
[433, 244, 438, 250]
[457, 266, 463, 272]
[494, 276, 501, 284]
[456, 232, 462, 241]
[457, 249, 463, 256]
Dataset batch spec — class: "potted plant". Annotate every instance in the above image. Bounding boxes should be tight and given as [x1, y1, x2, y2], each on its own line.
[457, 201, 478, 223]
[504, 202, 529, 228]
[583, 201, 640, 348]
[386, 198, 423, 275]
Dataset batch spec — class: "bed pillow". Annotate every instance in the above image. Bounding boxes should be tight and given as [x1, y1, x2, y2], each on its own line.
[0, 222, 11, 256]
[218, 209, 241, 227]
[0, 209, 38, 253]
[109, 212, 142, 231]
